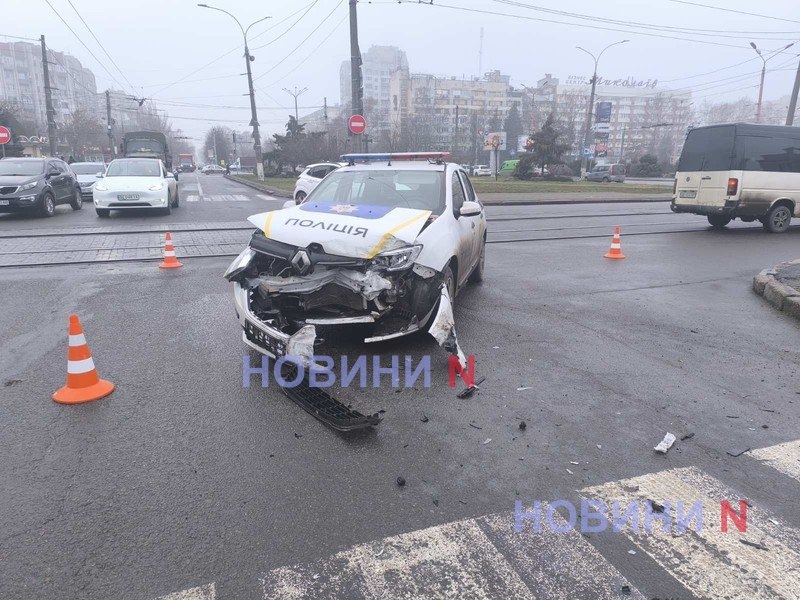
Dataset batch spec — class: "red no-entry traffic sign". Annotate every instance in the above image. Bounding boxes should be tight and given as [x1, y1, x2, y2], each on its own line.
[0, 126, 11, 145]
[348, 114, 366, 135]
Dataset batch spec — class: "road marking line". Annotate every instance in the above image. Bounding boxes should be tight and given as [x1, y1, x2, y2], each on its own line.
[261, 512, 643, 599]
[196, 173, 204, 198]
[257, 194, 278, 201]
[751, 439, 800, 483]
[186, 195, 200, 202]
[155, 582, 215, 600]
[582, 466, 800, 599]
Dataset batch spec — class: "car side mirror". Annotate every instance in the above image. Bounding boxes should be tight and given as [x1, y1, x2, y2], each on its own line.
[96, 172, 104, 178]
[47, 168, 60, 178]
[459, 200, 482, 217]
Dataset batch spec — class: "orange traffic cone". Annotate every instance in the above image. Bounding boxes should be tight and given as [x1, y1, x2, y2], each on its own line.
[53, 315, 115, 404]
[159, 232, 183, 269]
[604, 226, 626, 260]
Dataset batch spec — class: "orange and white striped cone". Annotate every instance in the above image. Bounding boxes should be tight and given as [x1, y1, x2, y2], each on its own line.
[53, 315, 115, 404]
[159, 231, 183, 269]
[604, 226, 626, 260]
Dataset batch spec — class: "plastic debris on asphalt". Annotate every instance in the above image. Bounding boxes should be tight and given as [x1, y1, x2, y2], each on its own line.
[396, 476, 406, 487]
[654, 432, 676, 454]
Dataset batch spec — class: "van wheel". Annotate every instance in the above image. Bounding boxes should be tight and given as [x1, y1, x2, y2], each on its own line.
[763, 204, 792, 233]
[707, 214, 731, 229]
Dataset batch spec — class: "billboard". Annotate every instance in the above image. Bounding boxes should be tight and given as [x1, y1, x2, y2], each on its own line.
[483, 131, 507, 151]
[595, 101, 612, 123]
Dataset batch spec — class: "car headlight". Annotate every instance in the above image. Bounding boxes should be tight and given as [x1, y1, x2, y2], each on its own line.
[372, 245, 423, 271]
[224, 247, 257, 281]
[149, 183, 164, 191]
[18, 181, 37, 191]
[94, 183, 108, 191]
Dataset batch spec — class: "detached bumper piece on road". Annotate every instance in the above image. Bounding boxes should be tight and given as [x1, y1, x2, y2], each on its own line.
[278, 364, 382, 432]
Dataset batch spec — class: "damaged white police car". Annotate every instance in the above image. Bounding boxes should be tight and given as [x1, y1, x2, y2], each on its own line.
[224, 152, 486, 365]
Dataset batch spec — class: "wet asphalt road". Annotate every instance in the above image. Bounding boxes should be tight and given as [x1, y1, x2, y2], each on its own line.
[0, 178, 799, 599]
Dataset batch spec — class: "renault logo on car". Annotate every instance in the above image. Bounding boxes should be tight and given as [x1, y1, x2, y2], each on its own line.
[291, 249, 312, 275]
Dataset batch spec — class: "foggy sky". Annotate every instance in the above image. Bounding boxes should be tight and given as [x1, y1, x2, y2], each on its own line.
[3, 0, 799, 150]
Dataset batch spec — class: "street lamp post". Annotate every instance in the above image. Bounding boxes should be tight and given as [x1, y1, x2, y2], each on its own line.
[750, 42, 795, 123]
[198, 4, 270, 180]
[577, 40, 629, 177]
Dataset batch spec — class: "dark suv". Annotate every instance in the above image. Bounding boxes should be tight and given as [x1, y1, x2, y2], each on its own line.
[0, 157, 82, 217]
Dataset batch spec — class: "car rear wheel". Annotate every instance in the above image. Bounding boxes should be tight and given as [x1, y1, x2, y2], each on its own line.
[468, 238, 485, 284]
[602, 177, 609, 183]
[69, 187, 82, 210]
[96, 208, 110, 218]
[763, 204, 792, 233]
[39, 192, 55, 217]
[707, 214, 731, 229]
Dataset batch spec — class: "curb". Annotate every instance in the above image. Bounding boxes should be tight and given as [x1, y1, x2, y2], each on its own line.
[752, 259, 800, 321]
[479, 196, 670, 206]
[225, 174, 293, 198]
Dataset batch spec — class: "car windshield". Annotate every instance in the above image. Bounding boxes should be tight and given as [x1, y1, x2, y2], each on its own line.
[0, 160, 44, 176]
[106, 160, 161, 177]
[309, 169, 445, 213]
[70, 163, 104, 175]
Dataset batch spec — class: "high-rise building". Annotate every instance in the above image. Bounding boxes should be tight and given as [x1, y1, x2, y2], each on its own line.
[0, 41, 98, 134]
[340, 45, 409, 135]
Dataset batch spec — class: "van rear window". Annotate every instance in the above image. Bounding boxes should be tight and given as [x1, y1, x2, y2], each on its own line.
[735, 135, 800, 173]
[677, 126, 734, 172]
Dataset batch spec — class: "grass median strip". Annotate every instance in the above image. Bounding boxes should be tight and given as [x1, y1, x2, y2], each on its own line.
[470, 179, 671, 194]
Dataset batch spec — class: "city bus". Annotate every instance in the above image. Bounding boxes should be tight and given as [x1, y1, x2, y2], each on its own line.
[671, 123, 800, 233]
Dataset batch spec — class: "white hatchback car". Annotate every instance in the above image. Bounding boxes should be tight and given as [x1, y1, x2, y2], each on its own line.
[93, 158, 178, 217]
[293, 162, 343, 202]
[225, 152, 486, 364]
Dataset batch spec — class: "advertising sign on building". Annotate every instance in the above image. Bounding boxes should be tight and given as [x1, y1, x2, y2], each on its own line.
[595, 101, 612, 123]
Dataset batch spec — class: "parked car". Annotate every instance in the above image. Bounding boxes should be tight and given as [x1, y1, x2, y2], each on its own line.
[585, 163, 626, 183]
[92, 158, 178, 217]
[293, 162, 343, 202]
[0, 157, 82, 217]
[224, 152, 486, 367]
[201, 164, 226, 174]
[69, 161, 106, 201]
[473, 165, 492, 177]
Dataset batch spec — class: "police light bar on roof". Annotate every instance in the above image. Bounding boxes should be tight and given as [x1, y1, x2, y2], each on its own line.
[340, 152, 451, 162]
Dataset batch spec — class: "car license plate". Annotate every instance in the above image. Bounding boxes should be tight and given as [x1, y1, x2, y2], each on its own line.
[0, 200, 9, 206]
[679, 190, 697, 199]
[244, 320, 287, 357]
[117, 194, 140, 201]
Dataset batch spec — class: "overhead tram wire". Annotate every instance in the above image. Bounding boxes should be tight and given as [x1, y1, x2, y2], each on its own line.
[148, 2, 317, 99]
[666, 0, 800, 26]
[42, 0, 128, 92]
[253, 0, 346, 82]
[380, 1, 760, 49]
[492, 0, 800, 40]
[257, 13, 348, 88]
[250, 0, 320, 49]
[64, 0, 136, 90]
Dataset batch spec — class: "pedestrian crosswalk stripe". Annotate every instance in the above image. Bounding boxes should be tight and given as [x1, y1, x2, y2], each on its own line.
[582, 466, 800, 600]
[155, 582, 215, 599]
[751, 439, 800, 483]
[257, 194, 278, 201]
[260, 512, 643, 599]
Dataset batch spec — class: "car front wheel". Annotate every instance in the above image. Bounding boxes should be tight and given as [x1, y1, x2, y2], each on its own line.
[763, 204, 792, 233]
[469, 238, 485, 283]
[295, 191, 306, 203]
[39, 192, 55, 217]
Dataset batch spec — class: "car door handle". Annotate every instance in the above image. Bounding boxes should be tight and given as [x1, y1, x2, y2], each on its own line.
[701, 176, 711, 180]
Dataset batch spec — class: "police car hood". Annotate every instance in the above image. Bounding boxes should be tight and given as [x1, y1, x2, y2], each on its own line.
[247, 201, 431, 259]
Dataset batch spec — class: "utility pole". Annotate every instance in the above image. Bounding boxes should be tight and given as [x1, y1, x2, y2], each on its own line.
[105, 90, 115, 158]
[786, 57, 800, 126]
[40, 35, 57, 157]
[750, 41, 795, 124]
[619, 125, 626, 162]
[198, 4, 270, 180]
[282, 86, 308, 123]
[454, 104, 459, 159]
[478, 27, 484, 78]
[577, 40, 628, 177]
[349, 0, 364, 153]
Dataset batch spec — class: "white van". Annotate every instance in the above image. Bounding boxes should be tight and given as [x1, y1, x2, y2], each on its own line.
[671, 123, 800, 232]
